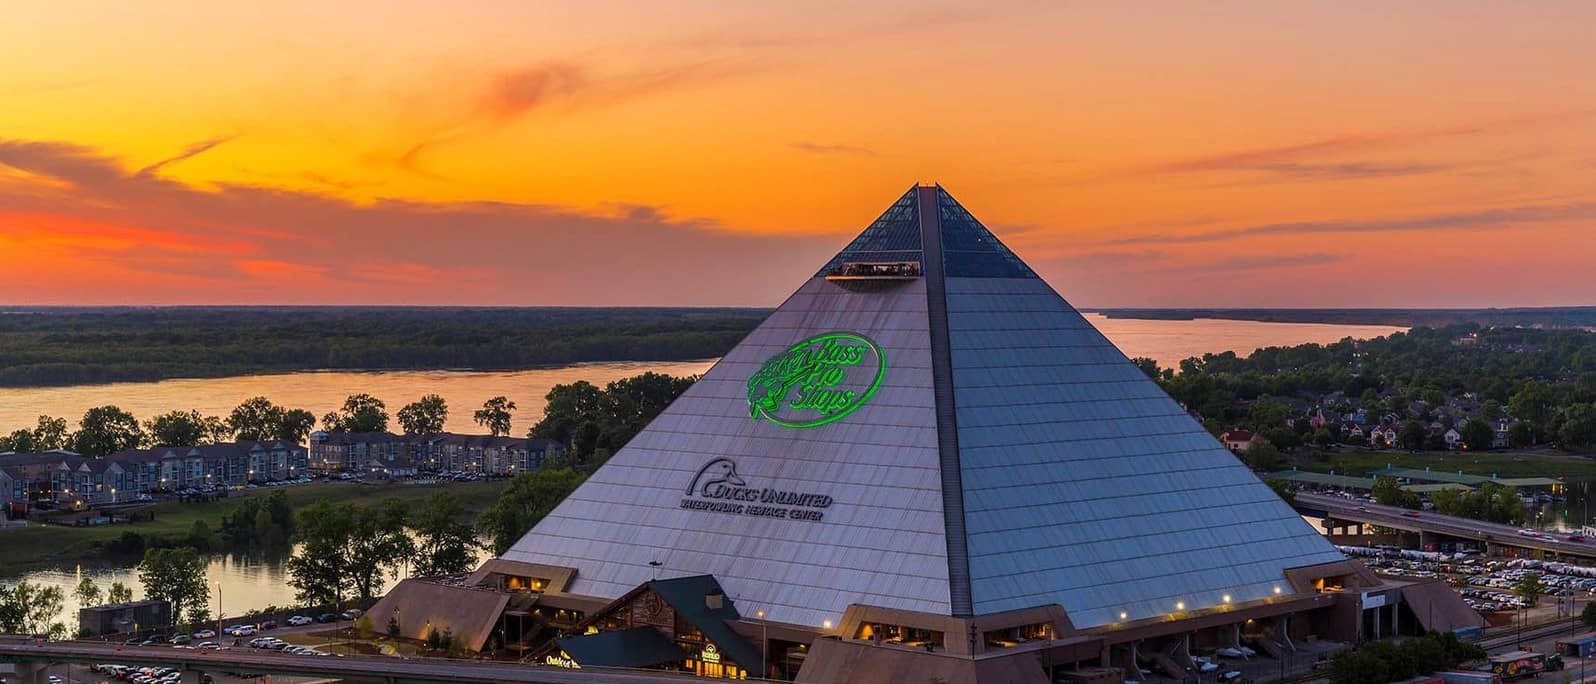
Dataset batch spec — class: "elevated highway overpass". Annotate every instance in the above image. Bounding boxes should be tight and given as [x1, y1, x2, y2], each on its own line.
[1293, 492, 1595, 559]
[0, 636, 702, 684]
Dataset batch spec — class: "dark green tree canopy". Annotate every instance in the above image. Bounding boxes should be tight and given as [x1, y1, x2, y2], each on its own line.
[530, 373, 696, 468]
[71, 405, 144, 456]
[412, 491, 479, 577]
[137, 547, 208, 621]
[322, 393, 389, 433]
[473, 396, 517, 437]
[146, 409, 229, 447]
[398, 394, 449, 435]
[478, 468, 587, 555]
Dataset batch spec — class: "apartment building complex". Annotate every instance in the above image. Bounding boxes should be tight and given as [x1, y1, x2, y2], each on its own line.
[0, 440, 308, 511]
[308, 431, 564, 476]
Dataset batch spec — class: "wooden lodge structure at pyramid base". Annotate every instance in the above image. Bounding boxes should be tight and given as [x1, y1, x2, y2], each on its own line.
[373, 554, 1477, 682]
[388, 185, 1482, 682]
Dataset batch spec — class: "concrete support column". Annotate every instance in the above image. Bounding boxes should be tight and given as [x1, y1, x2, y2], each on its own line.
[180, 668, 203, 684]
[4, 662, 48, 684]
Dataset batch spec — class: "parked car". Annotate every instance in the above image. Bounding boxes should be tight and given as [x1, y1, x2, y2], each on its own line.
[340, 609, 363, 620]
[316, 613, 339, 623]
[259, 619, 278, 630]
[169, 634, 192, 644]
[286, 615, 313, 626]
[191, 629, 216, 639]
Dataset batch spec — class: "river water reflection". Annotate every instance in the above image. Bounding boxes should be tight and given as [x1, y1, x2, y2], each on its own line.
[18, 542, 492, 626]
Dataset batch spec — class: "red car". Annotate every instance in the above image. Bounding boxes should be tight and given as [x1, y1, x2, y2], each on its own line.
[1569, 535, 1585, 543]
[1402, 511, 1421, 518]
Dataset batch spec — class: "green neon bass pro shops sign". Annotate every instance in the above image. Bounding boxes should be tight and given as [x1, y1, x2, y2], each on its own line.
[746, 332, 886, 429]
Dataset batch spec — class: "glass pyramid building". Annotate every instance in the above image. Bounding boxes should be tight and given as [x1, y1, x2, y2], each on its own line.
[503, 185, 1348, 632]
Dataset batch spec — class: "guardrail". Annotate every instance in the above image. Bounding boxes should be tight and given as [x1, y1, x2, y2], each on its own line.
[0, 636, 707, 684]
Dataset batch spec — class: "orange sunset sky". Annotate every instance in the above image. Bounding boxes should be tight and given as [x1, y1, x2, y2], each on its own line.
[3, 1, 1594, 308]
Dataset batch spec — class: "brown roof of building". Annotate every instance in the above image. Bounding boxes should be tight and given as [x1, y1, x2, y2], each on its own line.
[365, 578, 511, 652]
[1400, 580, 1486, 633]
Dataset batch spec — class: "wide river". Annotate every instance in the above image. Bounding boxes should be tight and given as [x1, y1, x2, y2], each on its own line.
[2, 314, 1404, 621]
[0, 314, 1403, 435]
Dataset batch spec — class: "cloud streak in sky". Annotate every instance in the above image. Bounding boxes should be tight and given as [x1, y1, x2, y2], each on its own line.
[0, 137, 837, 305]
[790, 142, 876, 156]
[134, 136, 238, 178]
[1100, 201, 1596, 247]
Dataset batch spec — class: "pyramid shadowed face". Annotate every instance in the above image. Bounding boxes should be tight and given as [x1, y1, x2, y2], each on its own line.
[745, 332, 886, 429]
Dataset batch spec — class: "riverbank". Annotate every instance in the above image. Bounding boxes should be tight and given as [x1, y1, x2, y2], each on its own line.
[1284, 447, 1596, 479]
[0, 479, 509, 574]
[1084, 306, 1596, 328]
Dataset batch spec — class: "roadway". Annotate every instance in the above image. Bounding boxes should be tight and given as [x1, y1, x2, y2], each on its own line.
[1294, 492, 1595, 557]
[0, 637, 704, 684]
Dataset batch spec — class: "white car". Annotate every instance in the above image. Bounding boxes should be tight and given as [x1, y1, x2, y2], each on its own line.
[226, 625, 257, 636]
[287, 615, 313, 626]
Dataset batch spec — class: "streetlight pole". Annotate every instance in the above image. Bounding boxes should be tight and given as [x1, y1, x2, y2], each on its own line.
[756, 610, 767, 680]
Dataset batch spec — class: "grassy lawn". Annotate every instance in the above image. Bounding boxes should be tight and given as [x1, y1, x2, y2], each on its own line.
[1285, 447, 1596, 479]
[0, 479, 509, 574]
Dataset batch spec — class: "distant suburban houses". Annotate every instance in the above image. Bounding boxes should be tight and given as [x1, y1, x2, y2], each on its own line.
[1211, 390, 1526, 455]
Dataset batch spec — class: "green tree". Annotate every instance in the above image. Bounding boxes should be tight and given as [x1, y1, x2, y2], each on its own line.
[32, 415, 70, 450]
[1398, 420, 1426, 451]
[0, 429, 34, 453]
[1508, 421, 1536, 447]
[73, 576, 102, 609]
[137, 547, 208, 622]
[1131, 357, 1161, 380]
[1461, 418, 1495, 451]
[0, 416, 71, 453]
[1265, 478, 1296, 505]
[287, 501, 354, 607]
[530, 374, 696, 466]
[228, 397, 285, 441]
[397, 394, 448, 436]
[1559, 404, 1596, 450]
[106, 582, 134, 605]
[70, 405, 144, 456]
[1514, 572, 1545, 606]
[348, 498, 414, 601]
[0, 581, 67, 639]
[412, 491, 480, 576]
[1371, 476, 1420, 509]
[185, 603, 212, 630]
[1509, 381, 1557, 443]
[473, 396, 517, 437]
[1242, 437, 1283, 471]
[145, 409, 228, 447]
[322, 394, 389, 433]
[1247, 397, 1291, 432]
[478, 468, 588, 555]
[279, 408, 318, 443]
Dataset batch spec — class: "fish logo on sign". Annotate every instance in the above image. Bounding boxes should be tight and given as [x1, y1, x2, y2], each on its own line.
[745, 332, 886, 429]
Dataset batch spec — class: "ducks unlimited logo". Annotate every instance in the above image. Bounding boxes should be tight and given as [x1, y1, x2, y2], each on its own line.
[681, 458, 833, 522]
[746, 332, 886, 428]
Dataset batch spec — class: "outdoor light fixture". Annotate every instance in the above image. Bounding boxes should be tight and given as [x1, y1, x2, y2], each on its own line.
[1175, 601, 1185, 611]
[1273, 586, 1282, 595]
[1119, 611, 1128, 620]
[1223, 594, 1232, 603]
[822, 620, 833, 629]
